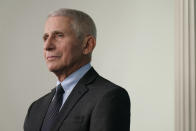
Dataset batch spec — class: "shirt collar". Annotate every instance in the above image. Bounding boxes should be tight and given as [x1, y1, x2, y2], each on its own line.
[56, 63, 91, 92]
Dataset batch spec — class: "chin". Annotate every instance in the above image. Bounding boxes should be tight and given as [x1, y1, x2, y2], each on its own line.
[47, 64, 67, 74]
[47, 64, 60, 72]
[48, 68, 57, 73]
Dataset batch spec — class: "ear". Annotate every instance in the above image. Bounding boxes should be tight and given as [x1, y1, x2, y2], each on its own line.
[82, 35, 96, 55]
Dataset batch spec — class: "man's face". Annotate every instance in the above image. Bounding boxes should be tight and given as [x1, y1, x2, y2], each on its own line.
[43, 16, 83, 73]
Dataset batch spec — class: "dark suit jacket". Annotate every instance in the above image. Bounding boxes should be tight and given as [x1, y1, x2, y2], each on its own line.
[24, 68, 130, 131]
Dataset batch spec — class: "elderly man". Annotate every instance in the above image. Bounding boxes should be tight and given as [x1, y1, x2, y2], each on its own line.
[24, 8, 130, 131]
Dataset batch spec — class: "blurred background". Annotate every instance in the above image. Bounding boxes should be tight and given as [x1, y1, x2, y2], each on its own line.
[0, 0, 175, 131]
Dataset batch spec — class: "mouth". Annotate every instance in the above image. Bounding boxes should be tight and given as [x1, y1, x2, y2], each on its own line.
[47, 56, 60, 61]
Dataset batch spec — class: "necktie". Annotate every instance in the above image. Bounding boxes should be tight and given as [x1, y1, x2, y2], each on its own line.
[41, 84, 65, 131]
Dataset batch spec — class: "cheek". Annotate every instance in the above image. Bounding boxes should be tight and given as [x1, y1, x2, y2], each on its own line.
[60, 47, 72, 63]
[70, 46, 82, 58]
[60, 39, 83, 62]
[61, 48, 80, 64]
[61, 44, 75, 57]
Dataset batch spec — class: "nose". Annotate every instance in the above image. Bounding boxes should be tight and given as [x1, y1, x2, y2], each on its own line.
[44, 35, 55, 51]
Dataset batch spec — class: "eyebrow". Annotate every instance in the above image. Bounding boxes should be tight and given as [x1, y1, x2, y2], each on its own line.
[44, 30, 65, 35]
[53, 30, 64, 34]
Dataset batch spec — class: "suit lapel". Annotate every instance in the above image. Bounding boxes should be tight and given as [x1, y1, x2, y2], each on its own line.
[36, 88, 56, 131]
[51, 67, 99, 131]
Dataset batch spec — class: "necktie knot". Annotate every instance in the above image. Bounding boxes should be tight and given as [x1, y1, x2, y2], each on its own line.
[56, 84, 65, 96]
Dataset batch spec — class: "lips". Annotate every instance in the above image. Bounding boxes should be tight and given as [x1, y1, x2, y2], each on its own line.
[47, 56, 60, 60]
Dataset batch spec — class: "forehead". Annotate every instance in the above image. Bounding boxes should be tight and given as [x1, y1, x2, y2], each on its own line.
[44, 16, 73, 33]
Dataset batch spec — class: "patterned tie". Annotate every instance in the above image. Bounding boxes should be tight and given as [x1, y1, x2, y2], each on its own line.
[41, 84, 65, 131]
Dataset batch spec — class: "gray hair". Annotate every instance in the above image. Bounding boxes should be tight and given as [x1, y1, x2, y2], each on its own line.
[48, 8, 97, 41]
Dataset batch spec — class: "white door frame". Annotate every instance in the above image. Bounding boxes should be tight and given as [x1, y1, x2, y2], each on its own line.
[175, 0, 195, 131]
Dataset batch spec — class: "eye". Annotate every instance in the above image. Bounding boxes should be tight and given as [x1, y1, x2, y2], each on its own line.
[43, 34, 48, 42]
[57, 33, 64, 37]
[54, 32, 64, 39]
